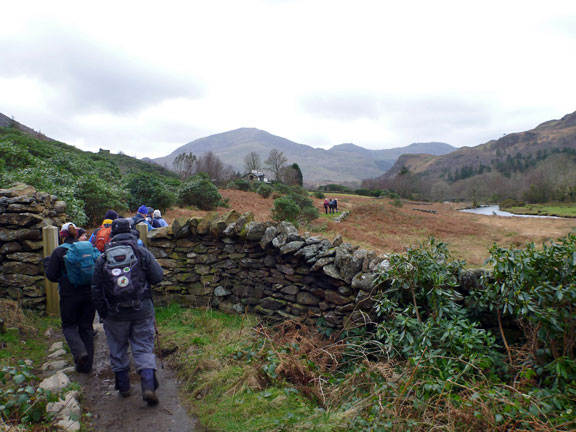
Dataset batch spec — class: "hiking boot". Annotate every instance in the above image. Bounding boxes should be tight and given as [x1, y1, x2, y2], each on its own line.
[115, 370, 131, 398]
[140, 368, 159, 406]
[76, 352, 91, 374]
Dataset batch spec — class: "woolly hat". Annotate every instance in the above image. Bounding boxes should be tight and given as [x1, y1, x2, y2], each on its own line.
[104, 209, 118, 220]
[77, 228, 86, 238]
[137, 205, 148, 215]
[111, 218, 131, 236]
[61, 222, 76, 232]
[60, 222, 77, 238]
[153, 209, 161, 218]
[146, 206, 154, 216]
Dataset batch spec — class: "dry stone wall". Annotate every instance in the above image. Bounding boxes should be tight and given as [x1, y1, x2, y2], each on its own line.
[0, 184, 484, 327]
[148, 210, 388, 328]
[0, 184, 67, 310]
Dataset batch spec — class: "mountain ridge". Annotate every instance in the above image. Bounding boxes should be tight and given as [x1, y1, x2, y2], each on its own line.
[153, 128, 456, 186]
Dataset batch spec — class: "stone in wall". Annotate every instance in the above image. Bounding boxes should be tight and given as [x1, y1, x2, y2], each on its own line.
[0, 184, 68, 310]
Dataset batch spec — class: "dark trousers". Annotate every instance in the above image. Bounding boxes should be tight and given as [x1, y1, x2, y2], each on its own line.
[60, 294, 96, 369]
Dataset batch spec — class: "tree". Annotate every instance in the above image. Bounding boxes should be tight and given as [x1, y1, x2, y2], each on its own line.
[244, 152, 262, 173]
[265, 149, 287, 182]
[124, 174, 175, 212]
[177, 174, 222, 210]
[173, 152, 196, 180]
[279, 165, 300, 186]
[196, 151, 236, 185]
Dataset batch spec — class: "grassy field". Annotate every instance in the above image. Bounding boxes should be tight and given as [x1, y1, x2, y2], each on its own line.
[503, 202, 576, 218]
[165, 190, 576, 267]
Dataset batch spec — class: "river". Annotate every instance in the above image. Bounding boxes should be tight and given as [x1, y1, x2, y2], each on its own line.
[459, 205, 561, 219]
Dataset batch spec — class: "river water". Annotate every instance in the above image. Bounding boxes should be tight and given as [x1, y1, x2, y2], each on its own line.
[459, 205, 561, 219]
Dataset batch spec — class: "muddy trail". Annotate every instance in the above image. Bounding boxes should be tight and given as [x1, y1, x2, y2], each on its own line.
[76, 322, 196, 431]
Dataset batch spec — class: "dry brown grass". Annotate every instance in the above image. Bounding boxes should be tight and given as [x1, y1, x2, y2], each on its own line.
[0, 299, 34, 334]
[164, 191, 576, 267]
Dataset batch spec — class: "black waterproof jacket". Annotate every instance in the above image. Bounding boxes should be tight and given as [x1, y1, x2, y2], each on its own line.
[91, 232, 163, 320]
[45, 238, 92, 297]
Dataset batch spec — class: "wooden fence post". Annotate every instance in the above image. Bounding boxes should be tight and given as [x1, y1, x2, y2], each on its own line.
[42, 226, 60, 316]
[136, 224, 148, 248]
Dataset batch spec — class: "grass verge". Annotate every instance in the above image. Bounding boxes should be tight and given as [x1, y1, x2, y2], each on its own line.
[156, 303, 576, 432]
[503, 203, 576, 217]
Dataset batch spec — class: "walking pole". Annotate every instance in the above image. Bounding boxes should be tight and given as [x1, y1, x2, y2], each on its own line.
[154, 319, 165, 369]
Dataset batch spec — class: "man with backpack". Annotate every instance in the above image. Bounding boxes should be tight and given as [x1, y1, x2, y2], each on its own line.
[91, 218, 164, 405]
[89, 209, 118, 252]
[45, 222, 101, 373]
[131, 205, 153, 231]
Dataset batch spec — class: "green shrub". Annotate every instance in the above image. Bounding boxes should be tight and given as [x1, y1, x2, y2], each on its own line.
[300, 205, 320, 223]
[472, 234, 576, 386]
[374, 238, 500, 379]
[227, 179, 253, 191]
[256, 183, 273, 198]
[124, 174, 175, 213]
[178, 175, 222, 210]
[390, 198, 403, 207]
[499, 198, 525, 208]
[313, 191, 325, 199]
[272, 196, 300, 224]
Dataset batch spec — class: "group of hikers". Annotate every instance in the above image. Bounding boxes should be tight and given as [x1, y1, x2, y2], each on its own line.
[323, 197, 338, 214]
[44, 206, 168, 406]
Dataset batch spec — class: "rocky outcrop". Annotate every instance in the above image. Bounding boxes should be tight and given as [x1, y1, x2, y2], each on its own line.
[0, 184, 67, 309]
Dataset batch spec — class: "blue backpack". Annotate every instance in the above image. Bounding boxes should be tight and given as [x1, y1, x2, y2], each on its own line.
[61, 241, 101, 286]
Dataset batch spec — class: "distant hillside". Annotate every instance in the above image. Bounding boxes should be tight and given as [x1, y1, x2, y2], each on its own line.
[0, 117, 179, 225]
[0, 113, 55, 142]
[153, 128, 456, 186]
[368, 110, 576, 203]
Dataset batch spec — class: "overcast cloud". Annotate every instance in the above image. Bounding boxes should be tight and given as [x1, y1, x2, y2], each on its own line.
[1, 0, 575, 158]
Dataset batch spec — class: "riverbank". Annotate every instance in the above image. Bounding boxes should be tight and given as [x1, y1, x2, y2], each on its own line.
[501, 203, 576, 218]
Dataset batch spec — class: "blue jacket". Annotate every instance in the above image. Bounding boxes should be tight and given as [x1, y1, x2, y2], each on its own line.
[131, 214, 153, 231]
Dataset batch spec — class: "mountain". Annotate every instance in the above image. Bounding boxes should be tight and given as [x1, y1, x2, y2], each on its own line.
[370, 110, 576, 202]
[153, 128, 456, 186]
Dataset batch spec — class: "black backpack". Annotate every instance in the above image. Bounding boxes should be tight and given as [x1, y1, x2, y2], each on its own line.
[103, 240, 147, 308]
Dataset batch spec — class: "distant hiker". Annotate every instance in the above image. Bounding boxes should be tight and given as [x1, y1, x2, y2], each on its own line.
[329, 199, 335, 214]
[91, 218, 164, 405]
[132, 205, 153, 231]
[89, 210, 118, 252]
[45, 222, 101, 374]
[323, 198, 329, 214]
[334, 198, 338, 213]
[151, 210, 168, 228]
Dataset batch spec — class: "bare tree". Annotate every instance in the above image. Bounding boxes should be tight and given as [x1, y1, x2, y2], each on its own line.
[244, 152, 262, 173]
[196, 151, 236, 185]
[264, 148, 288, 182]
[173, 152, 196, 179]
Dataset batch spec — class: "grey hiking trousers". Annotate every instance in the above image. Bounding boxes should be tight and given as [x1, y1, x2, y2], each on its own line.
[103, 316, 156, 372]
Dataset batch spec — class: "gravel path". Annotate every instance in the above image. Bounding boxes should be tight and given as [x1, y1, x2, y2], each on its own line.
[77, 322, 195, 431]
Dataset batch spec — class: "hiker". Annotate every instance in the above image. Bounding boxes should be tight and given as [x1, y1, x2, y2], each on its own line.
[45, 222, 101, 373]
[132, 205, 153, 231]
[77, 228, 88, 241]
[151, 210, 168, 228]
[334, 198, 338, 213]
[329, 199, 335, 214]
[91, 218, 164, 405]
[323, 198, 329, 214]
[89, 210, 118, 253]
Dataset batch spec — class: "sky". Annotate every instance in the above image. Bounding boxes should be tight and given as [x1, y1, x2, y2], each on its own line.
[1, 0, 576, 160]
